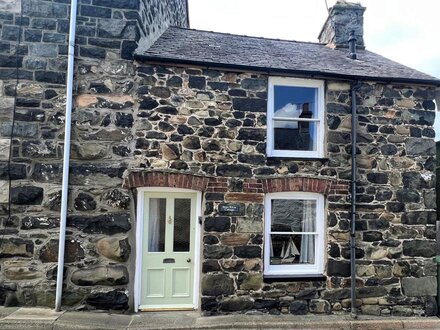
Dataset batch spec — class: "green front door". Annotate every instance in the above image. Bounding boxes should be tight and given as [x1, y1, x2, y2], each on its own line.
[140, 192, 197, 310]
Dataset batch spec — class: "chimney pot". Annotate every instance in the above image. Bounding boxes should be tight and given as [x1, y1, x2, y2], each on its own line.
[348, 30, 357, 59]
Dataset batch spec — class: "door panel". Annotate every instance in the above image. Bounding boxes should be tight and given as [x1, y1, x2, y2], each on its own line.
[172, 268, 191, 297]
[140, 192, 197, 309]
[145, 268, 165, 297]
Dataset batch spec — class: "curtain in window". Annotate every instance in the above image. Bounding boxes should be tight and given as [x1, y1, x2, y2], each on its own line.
[148, 198, 160, 252]
[300, 200, 314, 263]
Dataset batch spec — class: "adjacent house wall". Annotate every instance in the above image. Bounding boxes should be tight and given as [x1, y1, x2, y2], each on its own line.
[0, 0, 188, 309]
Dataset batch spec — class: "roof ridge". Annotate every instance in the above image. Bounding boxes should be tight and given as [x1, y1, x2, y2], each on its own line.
[167, 25, 325, 46]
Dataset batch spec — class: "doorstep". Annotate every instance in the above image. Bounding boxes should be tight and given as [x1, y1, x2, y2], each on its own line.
[1, 307, 440, 329]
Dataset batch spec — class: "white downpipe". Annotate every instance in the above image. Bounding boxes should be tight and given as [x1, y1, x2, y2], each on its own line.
[55, 0, 77, 312]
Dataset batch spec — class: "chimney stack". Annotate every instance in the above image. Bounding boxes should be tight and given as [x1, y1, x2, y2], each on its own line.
[318, 0, 366, 49]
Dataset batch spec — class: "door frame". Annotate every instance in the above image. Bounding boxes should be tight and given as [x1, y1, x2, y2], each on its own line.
[134, 187, 202, 312]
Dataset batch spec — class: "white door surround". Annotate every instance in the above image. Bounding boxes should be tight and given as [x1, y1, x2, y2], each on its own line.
[134, 187, 202, 312]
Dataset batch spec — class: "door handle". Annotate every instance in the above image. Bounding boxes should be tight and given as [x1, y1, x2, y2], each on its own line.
[187, 258, 191, 263]
[168, 216, 172, 224]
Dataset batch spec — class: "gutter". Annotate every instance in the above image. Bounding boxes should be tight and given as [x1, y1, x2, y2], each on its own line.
[133, 54, 440, 87]
[55, 0, 77, 312]
[350, 80, 362, 318]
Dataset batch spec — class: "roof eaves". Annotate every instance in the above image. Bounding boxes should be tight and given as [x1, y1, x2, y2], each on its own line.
[134, 53, 440, 87]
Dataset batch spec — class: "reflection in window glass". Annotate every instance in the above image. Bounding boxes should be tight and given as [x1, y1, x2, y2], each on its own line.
[173, 198, 191, 252]
[270, 234, 315, 265]
[148, 198, 166, 252]
[274, 86, 318, 119]
[271, 199, 316, 232]
[274, 121, 317, 151]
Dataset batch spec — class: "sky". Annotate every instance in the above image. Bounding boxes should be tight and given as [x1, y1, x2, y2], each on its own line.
[188, 0, 440, 139]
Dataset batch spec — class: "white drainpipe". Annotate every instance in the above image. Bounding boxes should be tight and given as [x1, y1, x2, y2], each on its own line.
[55, 0, 77, 312]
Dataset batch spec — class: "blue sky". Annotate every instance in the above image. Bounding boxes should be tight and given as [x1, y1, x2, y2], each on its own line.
[189, 0, 440, 139]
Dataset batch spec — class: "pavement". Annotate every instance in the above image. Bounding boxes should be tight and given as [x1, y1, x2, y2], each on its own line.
[1, 307, 440, 329]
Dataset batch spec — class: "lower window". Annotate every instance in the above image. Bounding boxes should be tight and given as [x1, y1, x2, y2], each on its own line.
[264, 192, 325, 276]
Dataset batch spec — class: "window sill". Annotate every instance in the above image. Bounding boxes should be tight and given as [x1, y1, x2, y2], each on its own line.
[263, 274, 326, 282]
[266, 156, 329, 162]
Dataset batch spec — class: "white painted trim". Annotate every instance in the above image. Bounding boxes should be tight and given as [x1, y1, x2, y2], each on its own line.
[193, 191, 202, 309]
[134, 189, 144, 312]
[266, 76, 325, 158]
[134, 187, 201, 312]
[263, 192, 325, 276]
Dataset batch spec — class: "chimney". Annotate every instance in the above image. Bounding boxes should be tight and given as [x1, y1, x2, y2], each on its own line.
[318, 0, 366, 49]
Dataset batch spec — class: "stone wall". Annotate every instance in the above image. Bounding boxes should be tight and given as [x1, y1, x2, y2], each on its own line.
[0, 0, 437, 316]
[0, 0, 187, 309]
[74, 61, 436, 316]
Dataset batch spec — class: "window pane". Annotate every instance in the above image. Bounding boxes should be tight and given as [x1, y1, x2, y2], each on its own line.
[274, 85, 318, 119]
[173, 198, 191, 252]
[269, 234, 315, 265]
[148, 198, 166, 252]
[271, 199, 316, 232]
[274, 121, 317, 151]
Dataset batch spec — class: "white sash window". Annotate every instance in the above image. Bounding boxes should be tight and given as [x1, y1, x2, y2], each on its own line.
[264, 192, 325, 276]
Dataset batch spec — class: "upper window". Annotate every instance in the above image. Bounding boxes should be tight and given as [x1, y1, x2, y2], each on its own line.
[264, 192, 325, 277]
[267, 77, 325, 158]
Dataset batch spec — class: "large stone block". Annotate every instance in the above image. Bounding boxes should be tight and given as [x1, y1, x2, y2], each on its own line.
[238, 273, 262, 291]
[11, 186, 43, 205]
[23, 0, 67, 18]
[220, 296, 253, 312]
[67, 213, 131, 234]
[402, 277, 437, 297]
[405, 138, 435, 156]
[0, 238, 33, 257]
[30, 44, 58, 57]
[402, 240, 436, 257]
[202, 274, 234, 296]
[39, 239, 85, 263]
[0, 0, 21, 13]
[204, 217, 231, 232]
[96, 236, 130, 262]
[86, 290, 128, 310]
[71, 265, 129, 286]
[4, 260, 41, 280]
[97, 19, 138, 39]
[203, 245, 233, 259]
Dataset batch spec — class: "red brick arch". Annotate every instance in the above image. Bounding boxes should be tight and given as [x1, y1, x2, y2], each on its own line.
[261, 177, 349, 195]
[124, 171, 349, 196]
[123, 171, 210, 191]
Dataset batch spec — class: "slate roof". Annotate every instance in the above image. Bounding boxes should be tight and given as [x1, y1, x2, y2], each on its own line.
[136, 26, 440, 86]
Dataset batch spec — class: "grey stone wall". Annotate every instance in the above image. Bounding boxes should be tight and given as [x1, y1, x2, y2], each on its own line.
[0, 0, 437, 317]
[72, 61, 436, 316]
[0, 0, 187, 309]
[138, 0, 188, 50]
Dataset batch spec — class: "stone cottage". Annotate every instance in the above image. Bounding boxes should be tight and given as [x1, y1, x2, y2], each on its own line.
[1, 0, 440, 317]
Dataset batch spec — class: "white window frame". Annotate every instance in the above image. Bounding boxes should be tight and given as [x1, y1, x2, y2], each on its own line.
[264, 192, 325, 277]
[266, 77, 325, 158]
